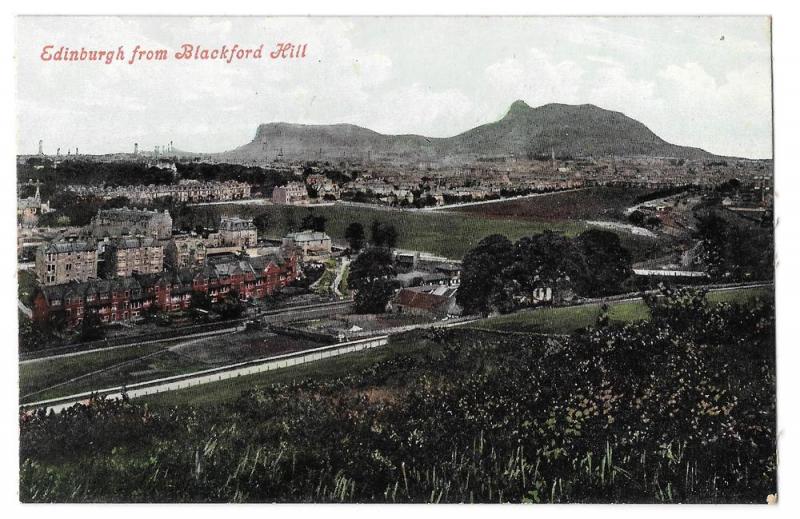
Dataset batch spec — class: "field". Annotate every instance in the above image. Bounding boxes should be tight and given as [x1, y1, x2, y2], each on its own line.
[479, 285, 772, 334]
[19, 329, 325, 403]
[139, 285, 771, 409]
[183, 203, 587, 259]
[452, 187, 651, 222]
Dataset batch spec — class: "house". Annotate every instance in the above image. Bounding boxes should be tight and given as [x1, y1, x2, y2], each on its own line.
[31, 252, 299, 328]
[272, 182, 309, 205]
[90, 207, 173, 240]
[390, 285, 461, 318]
[35, 240, 98, 286]
[217, 216, 258, 248]
[102, 237, 164, 278]
[281, 230, 332, 261]
[165, 233, 207, 270]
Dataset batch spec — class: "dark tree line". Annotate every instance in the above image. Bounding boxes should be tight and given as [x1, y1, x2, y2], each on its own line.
[457, 230, 633, 315]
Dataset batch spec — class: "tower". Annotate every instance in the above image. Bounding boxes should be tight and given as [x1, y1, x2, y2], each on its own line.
[134, 142, 138, 155]
[56, 147, 61, 157]
[38, 140, 43, 155]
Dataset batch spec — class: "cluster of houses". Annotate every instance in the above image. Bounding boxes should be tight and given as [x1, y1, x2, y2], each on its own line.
[64, 180, 252, 204]
[29, 206, 336, 328]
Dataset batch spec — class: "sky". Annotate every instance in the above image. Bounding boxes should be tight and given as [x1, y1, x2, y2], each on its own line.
[16, 16, 773, 158]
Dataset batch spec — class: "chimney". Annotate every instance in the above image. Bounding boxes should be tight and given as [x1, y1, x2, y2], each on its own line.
[57, 147, 61, 156]
[134, 142, 139, 155]
[38, 140, 43, 155]
[75, 147, 79, 156]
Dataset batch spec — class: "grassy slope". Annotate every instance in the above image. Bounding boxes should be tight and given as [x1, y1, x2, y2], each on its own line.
[139, 286, 771, 409]
[20, 343, 168, 401]
[479, 286, 772, 334]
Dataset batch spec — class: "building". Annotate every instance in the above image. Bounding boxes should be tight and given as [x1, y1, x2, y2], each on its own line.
[281, 230, 332, 261]
[390, 285, 462, 318]
[31, 252, 299, 327]
[65, 180, 251, 205]
[165, 233, 207, 270]
[35, 240, 98, 286]
[272, 182, 309, 205]
[90, 208, 173, 240]
[102, 237, 164, 278]
[17, 185, 52, 222]
[215, 217, 258, 248]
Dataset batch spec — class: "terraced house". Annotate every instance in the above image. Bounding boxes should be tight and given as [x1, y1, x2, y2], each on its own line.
[31, 251, 299, 327]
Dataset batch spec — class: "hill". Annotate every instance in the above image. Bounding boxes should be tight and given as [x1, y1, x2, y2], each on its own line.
[220, 101, 716, 162]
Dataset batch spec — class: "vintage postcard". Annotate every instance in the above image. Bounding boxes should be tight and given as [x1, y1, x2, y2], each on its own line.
[16, 16, 775, 503]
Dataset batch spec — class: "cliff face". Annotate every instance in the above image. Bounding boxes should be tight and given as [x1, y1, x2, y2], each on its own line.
[220, 101, 715, 162]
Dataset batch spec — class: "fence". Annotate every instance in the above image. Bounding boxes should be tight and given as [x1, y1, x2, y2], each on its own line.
[22, 335, 391, 413]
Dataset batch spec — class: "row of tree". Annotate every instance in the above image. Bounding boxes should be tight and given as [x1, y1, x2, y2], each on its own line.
[457, 230, 634, 315]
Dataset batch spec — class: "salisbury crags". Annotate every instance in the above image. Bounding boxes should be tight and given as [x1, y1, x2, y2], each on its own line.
[220, 101, 716, 162]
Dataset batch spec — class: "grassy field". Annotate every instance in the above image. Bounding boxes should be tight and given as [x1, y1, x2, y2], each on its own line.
[19, 329, 325, 403]
[20, 343, 168, 401]
[142, 333, 438, 409]
[139, 285, 771, 409]
[478, 285, 773, 334]
[186, 203, 587, 259]
[452, 187, 652, 222]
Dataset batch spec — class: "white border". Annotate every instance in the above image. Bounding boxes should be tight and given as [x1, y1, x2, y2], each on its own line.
[2, 1, 798, 518]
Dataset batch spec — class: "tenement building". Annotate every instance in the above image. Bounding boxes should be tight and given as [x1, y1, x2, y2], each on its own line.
[215, 216, 258, 248]
[281, 230, 332, 261]
[272, 182, 309, 205]
[102, 237, 165, 278]
[35, 240, 98, 286]
[90, 208, 173, 240]
[164, 233, 207, 270]
[31, 251, 299, 327]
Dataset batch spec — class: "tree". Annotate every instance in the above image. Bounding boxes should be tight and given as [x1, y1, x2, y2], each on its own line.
[354, 278, 399, 314]
[370, 221, 398, 248]
[348, 247, 395, 288]
[349, 247, 397, 314]
[575, 229, 633, 297]
[456, 234, 514, 315]
[344, 222, 366, 252]
[301, 212, 327, 232]
[79, 307, 105, 342]
[214, 290, 245, 319]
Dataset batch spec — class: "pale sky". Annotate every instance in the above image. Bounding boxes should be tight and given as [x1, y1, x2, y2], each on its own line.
[16, 16, 773, 158]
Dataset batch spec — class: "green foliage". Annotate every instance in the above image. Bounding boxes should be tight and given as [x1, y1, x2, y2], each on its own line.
[695, 211, 773, 281]
[344, 222, 366, 251]
[370, 221, 399, 248]
[300, 212, 327, 233]
[19, 289, 775, 503]
[458, 230, 634, 315]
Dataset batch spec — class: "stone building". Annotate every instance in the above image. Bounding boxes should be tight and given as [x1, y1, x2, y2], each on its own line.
[272, 182, 309, 205]
[102, 237, 165, 278]
[216, 216, 258, 248]
[90, 208, 172, 240]
[281, 230, 332, 261]
[164, 233, 207, 270]
[35, 240, 98, 286]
